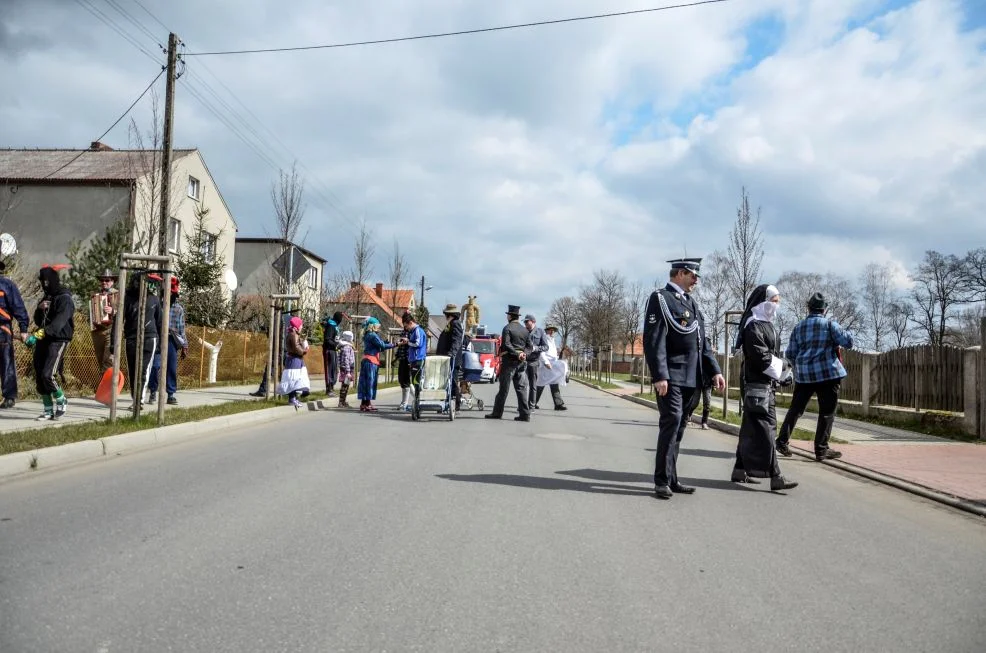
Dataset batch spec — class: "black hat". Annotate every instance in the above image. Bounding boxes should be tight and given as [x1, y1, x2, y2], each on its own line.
[506, 304, 521, 316]
[0, 260, 5, 273]
[99, 268, 117, 280]
[668, 257, 702, 277]
[807, 292, 828, 311]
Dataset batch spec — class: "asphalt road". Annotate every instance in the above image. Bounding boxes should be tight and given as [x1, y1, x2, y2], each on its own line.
[2, 382, 985, 652]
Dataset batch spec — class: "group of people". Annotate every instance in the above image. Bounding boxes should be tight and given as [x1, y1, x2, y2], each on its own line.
[643, 257, 854, 500]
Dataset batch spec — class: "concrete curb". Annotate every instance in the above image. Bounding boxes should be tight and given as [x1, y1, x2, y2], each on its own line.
[0, 385, 403, 483]
[585, 381, 986, 519]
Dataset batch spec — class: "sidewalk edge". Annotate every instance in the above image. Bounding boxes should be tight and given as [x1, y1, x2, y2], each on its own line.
[582, 381, 986, 519]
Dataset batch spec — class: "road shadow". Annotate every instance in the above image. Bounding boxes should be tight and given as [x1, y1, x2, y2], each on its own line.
[557, 468, 759, 493]
[610, 420, 657, 428]
[436, 473, 652, 497]
[679, 448, 735, 459]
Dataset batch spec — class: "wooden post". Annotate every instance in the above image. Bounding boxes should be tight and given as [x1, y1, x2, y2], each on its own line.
[198, 325, 206, 386]
[914, 347, 922, 412]
[980, 318, 986, 440]
[861, 354, 872, 417]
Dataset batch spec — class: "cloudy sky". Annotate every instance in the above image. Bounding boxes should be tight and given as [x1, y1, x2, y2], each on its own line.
[2, 0, 984, 327]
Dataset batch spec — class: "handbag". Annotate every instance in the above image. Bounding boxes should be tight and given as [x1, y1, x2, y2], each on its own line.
[743, 382, 772, 416]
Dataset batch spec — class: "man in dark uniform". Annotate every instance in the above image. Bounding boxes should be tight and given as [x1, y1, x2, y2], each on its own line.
[436, 303, 465, 410]
[485, 304, 532, 422]
[523, 313, 550, 410]
[643, 258, 725, 499]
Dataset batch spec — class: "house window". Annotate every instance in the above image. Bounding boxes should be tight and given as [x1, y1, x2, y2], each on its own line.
[200, 233, 217, 264]
[167, 219, 181, 253]
[187, 176, 201, 200]
[306, 267, 318, 290]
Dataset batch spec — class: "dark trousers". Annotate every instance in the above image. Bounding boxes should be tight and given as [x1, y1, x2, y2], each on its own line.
[125, 338, 158, 401]
[525, 358, 540, 408]
[654, 384, 697, 488]
[535, 384, 565, 408]
[0, 337, 17, 400]
[398, 359, 411, 388]
[33, 340, 68, 395]
[409, 359, 422, 399]
[776, 379, 841, 455]
[91, 327, 113, 373]
[491, 360, 530, 418]
[148, 340, 179, 396]
[324, 349, 338, 392]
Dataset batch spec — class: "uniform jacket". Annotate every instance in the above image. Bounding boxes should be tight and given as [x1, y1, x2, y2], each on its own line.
[526, 326, 550, 360]
[500, 320, 531, 363]
[0, 275, 29, 338]
[436, 317, 464, 364]
[643, 283, 720, 388]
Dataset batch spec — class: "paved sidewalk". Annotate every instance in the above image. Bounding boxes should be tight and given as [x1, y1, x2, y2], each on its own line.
[0, 384, 269, 433]
[602, 379, 986, 506]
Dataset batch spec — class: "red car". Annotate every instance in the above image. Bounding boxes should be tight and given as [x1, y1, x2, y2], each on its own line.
[471, 335, 501, 383]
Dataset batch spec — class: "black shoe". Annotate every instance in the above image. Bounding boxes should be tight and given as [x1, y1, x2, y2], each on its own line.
[730, 470, 761, 484]
[771, 476, 799, 491]
[654, 486, 673, 500]
[816, 449, 842, 461]
[0, 397, 14, 409]
[775, 441, 792, 457]
[249, 390, 265, 397]
[554, 405, 567, 411]
[670, 483, 696, 494]
[514, 416, 530, 422]
[149, 391, 158, 404]
[485, 414, 502, 419]
[167, 395, 178, 405]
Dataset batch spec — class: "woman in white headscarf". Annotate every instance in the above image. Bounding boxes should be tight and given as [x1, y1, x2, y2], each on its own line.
[535, 325, 567, 410]
[731, 284, 798, 492]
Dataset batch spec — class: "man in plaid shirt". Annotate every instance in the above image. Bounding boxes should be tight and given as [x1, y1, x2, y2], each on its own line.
[775, 292, 854, 461]
[149, 276, 188, 405]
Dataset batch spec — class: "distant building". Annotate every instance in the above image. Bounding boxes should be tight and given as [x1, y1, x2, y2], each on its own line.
[233, 237, 327, 326]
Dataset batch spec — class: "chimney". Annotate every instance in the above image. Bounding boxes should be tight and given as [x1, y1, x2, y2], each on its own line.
[375, 283, 384, 298]
[90, 141, 113, 152]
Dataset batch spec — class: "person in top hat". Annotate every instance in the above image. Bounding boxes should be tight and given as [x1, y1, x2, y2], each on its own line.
[523, 313, 550, 410]
[643, 257, 725, 500]
[89, 268, 120, 376]
[436, 303, 465, 410]
[0, 259, 30, 409]
[775, 291, 854, 462]
[485, 304, 532, 421]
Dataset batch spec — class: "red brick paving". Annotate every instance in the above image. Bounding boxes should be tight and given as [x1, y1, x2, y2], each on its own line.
[789, 441, 986, 503]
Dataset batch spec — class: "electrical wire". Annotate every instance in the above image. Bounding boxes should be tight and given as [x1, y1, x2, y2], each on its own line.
[186, 0, 732, 56]
[41, 68, 166, 179]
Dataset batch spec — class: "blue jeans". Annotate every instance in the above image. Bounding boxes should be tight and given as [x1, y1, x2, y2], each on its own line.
[148, 340, 179, 395]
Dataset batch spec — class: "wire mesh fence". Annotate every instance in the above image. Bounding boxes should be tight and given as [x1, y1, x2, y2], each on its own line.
[10, 311, 325, 398]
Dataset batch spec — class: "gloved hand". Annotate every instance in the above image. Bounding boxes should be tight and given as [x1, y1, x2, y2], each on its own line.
[25, 335, 37, 348]
[779, 368, 794, 387]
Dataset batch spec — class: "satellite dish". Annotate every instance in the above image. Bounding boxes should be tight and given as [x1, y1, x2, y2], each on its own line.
[0, 233, 16, 257]
[223, 268, 238, 291]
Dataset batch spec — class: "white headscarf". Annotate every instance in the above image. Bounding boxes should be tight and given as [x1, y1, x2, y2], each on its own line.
[747, 285, 780, 326]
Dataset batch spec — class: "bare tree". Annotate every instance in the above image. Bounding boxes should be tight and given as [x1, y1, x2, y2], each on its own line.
[725, 186, 764, 307]
[910, 250, 970, 346]
[620, 281, 646, 358]
[776, 270, 864, 340]
[387, 238, 409, 326]
[575, 269, 625, 375]
[127, 91, 185, 255]
[692, 249, 734, 351]
[347, 218, 376, 318]
[946, 303, 985, 347]
[965, 247, 986, 303]
[886, 300, 914, 349]
[547, 296, 578, 356]
[860, 262, 896, 351]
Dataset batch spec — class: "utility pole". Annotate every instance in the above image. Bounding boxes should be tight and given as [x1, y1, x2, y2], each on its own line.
[419, 275, 426, 309]
[158, 32, 179, 256]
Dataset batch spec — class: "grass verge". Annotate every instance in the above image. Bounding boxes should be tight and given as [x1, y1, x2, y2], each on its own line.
[571, 375, 622, 390]
[630, 392, 844, 444]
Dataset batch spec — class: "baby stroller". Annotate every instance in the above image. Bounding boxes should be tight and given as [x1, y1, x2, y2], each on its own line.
[457, 348, 485, 411]
[412, 355, 456, 421]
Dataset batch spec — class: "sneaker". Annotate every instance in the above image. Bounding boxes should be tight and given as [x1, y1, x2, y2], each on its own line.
[147, 391, 156, 404]
[700, 423, 710, 430]
[36, 412, 54, 422]
[775, 442, 792, 457]
[0, 397, 14, 409]
[398, 403, 407, 411]
[167, 395, 178, 405]
[816, 449, 842, 462]
[54, 400, 67, 418]
[289, 398, 302, 409]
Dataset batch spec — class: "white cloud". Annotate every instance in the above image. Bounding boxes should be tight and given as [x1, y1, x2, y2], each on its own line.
[0, 0, 983, 324]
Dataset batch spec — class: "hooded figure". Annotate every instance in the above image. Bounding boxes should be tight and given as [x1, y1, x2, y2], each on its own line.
[320, 310, 346, 396]
[113, 272, 162, 406]
[30, 267, 76, 420]
[731, 283, 797, 491]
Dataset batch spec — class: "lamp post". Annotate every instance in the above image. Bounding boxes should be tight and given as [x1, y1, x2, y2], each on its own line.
[419, 275, 433, 311]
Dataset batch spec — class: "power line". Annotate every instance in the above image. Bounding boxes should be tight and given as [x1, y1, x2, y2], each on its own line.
[185, 0, 732, 56]
[42, 68, 166, 179]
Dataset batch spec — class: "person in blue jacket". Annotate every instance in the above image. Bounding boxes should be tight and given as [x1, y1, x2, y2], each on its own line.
[0, 260, 30, 409]
[357, 316, 396, 412]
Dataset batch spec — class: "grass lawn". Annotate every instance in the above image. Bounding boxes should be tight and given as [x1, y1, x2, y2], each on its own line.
[571, 375, 622, 390]
[0, 382, 400, 457]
